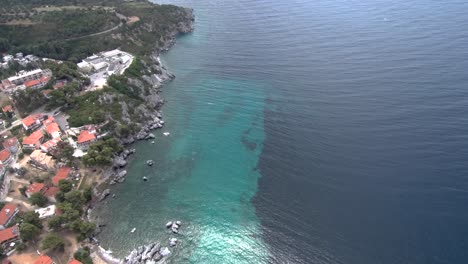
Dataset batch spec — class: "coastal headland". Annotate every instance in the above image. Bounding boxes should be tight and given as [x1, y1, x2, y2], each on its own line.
[0, 0, 194, 263]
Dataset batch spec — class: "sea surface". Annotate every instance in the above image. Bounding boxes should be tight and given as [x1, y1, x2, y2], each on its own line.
[93, 0, 468, 263]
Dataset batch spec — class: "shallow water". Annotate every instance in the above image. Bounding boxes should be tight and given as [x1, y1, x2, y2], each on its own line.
[95, 0, 468, 263]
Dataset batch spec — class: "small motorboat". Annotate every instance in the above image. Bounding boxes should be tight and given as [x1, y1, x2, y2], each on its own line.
[166, 221, 173, 228]
[163, 132, 170, 136]
[142, 176, 148, 181]
[175, 221, 181, 226]
[131, 228, 136, 233]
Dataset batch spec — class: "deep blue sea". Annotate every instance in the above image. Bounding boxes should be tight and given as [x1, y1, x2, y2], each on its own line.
[94, 0, 468, 263]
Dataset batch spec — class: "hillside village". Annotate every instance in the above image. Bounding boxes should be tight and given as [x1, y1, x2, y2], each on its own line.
[0, 49, 138, 264]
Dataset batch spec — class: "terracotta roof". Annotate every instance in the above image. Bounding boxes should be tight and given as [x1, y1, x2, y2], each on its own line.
[68, 259, 82, 264]
[24, 79, 41, 88]
[0, 204, 17, 226]
[2, 105, 12, 113]
[2, 137, 18, 149]
[77, 130, 96, 144]
[45, 122, 60, 135]
[26, 182, 45, 194]
[0, 149, 10, 162]
[34, 255, 54, 264]
[0, 225, 19, 244]
[42, 116, 55, 125]
[22, 113, 44, 128]
[42, 186, 60, 198]
[22, 130, 43, 145]
[52, 167, 71, 186]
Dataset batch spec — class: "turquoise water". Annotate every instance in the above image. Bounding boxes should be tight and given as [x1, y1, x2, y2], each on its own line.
[94, 14, 271, 262]
[96, 0, 468, 263]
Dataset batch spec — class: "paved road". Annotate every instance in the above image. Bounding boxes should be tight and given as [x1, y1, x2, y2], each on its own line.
[65, 13, 126, 41]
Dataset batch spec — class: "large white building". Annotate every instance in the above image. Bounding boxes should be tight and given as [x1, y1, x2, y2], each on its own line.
[7, 69, 52, 85]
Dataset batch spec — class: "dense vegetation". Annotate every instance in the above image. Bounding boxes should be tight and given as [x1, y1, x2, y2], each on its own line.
[0, 0, 192, 60]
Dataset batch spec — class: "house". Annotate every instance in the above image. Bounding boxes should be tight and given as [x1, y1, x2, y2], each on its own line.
[40, 138, 61, 153]
[0, 204, 19, 230]
[25, 182, 45, 198]
[68, 259, 82, 264]
[29, 150, 55, 171]
[44, 120, 61, 139]
[22, 130, 44, 149]
[53, 80, 68, 89]
[2, 137, 20, 153]
[2, 105, 13, 113]
[0, 149, 12, 165]
[77, 130, 96, 149]
[0, 225, 20, 250]
[42, 186, 60, 203]
[34, 255, 55, 264]
[22, 113, 46, 130]
[7, 69, 50, 86]
[34, 205, 56, 219]
[52, 167, 71, 186]
[42, 89, 53, 99]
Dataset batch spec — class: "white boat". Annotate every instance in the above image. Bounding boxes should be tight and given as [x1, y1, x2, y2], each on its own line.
[163, 132, 170, 136]
[131, 228, 136, 233]
[166, 221, 173, 228]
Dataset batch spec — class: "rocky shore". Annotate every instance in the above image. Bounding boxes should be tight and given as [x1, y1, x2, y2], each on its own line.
[87, 7, 195, 264]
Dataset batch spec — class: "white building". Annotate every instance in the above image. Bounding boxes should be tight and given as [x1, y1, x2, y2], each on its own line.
[34, 205, 56, 219]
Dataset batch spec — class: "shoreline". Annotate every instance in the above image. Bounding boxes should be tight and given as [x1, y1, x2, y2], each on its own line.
[86, 9, 195, 263]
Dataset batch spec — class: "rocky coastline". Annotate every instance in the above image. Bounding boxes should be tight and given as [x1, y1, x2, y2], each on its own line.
[87, 7, 194, 264]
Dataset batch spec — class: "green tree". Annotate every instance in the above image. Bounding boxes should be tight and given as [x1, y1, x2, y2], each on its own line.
[58, 180, 73, 193]
[29, 192, 48, 207]
[19, 186, 27, 197]
[74, 247, 93, 264]
[19, 223, 41, 241]
[65, 190, 85, 208]
[41, 233, 65, 251]
[83, 187, 92, 202]
[55, 191, 65, 203]
[48, 215, 64, 230]
[22, 211, 43, 229]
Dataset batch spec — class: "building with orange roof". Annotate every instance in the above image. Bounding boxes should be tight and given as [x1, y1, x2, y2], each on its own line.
[0, 149, 12, 165]
[40, 138, 61, 153]
[22, 130, 44, 149]
[26, 182, 45, 198]
[2, 137, 20, 153]
[22, 113, 45, 130]
[68, 259, 82, 264]
[77, 130, 96, 149]
[24, 79, 41, 89]
[0, 204, 18, 230]
[44, 122, 61, 139]
[29, 150, 55, 171]
[1, 105, 13, 113]
[34, 255, 55, 264]
[52, 167, 71, 186]
[42, 186, 60, 203]
[0, 225, 20, 250]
